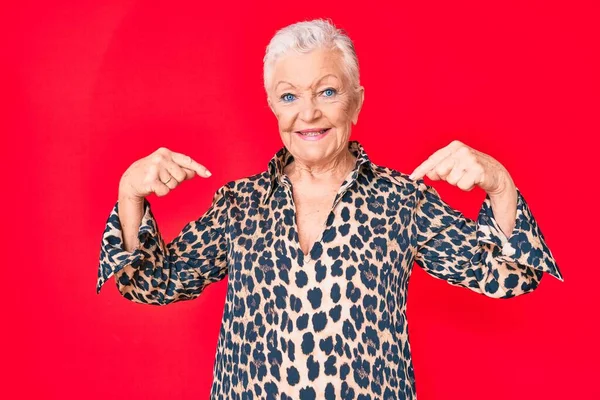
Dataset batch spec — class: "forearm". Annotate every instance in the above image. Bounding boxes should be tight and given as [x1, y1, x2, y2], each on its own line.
[488, 174, 518, 240]
[118, 182, 145, 253]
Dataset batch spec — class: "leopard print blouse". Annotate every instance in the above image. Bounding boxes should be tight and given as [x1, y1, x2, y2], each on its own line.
[97, 140, 563, 399]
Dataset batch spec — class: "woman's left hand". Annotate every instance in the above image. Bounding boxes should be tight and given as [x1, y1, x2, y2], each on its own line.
[408, 140, 514, 196]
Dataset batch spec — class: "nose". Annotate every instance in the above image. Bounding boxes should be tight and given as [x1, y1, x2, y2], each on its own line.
[299, 97, 322, 122]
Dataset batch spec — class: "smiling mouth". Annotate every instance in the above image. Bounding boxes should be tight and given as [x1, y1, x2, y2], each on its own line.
[296, 128, 331, 137]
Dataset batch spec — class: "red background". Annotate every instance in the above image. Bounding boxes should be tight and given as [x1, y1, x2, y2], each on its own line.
[3, 0, 598, 398]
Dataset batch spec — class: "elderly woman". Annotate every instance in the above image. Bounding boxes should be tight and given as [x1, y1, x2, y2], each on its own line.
[97, 19, 563, 399]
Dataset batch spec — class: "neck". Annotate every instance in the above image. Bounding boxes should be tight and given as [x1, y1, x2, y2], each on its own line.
[284, 148, 356, 184]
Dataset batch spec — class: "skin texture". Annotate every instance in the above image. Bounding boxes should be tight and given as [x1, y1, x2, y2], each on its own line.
[266, 47, 364, 178]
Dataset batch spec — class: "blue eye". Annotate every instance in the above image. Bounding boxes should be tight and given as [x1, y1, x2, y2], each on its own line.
[281, 93, 296, 103]
[322, 88, 337, 97]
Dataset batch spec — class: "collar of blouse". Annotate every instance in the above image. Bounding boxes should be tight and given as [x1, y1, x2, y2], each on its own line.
[262, 140, 377, 205]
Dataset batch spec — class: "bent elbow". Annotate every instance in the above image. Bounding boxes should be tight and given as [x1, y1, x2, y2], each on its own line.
[114, 270, 170, 306]
[480, 273, 543, 299]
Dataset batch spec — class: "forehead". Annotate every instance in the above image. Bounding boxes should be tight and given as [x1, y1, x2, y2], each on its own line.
[272, 47, 345, 89]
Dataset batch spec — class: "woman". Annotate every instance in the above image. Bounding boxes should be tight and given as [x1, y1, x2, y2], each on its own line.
[97, 19, 563, 399]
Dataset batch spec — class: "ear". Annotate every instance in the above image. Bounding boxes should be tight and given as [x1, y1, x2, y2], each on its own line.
[352, 86, 365, 125]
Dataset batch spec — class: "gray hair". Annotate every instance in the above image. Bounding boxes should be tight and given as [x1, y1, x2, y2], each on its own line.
[263, 18, 360, 96]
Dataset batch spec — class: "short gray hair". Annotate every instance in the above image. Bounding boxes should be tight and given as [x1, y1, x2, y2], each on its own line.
[263, 18, 360, 95]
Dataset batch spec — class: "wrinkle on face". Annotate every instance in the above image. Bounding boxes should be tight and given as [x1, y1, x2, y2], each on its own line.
[266, 47, 364, 178]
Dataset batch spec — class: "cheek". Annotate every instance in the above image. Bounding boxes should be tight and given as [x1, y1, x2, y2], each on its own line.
[274, 108, 297, 130]
[325, 99, 355, 124]
[340, 96, 356, 114]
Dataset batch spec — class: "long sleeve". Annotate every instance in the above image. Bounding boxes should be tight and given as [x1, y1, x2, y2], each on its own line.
[96, 184, 230, 305]
[412, 180, 563, 299]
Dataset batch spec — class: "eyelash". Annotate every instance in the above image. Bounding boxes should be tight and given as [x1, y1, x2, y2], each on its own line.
[280, 88, 338, 103]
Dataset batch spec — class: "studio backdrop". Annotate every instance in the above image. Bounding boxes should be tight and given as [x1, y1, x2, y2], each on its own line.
[3, 0, 597, 399]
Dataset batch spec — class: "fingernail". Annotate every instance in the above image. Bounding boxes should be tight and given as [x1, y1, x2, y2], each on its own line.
[205, 170, 212, 177]
[408, 174, 415, 180]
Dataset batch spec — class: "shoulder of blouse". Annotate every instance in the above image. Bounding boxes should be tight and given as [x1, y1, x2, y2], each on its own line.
[222, 170, 272, 205]
[369, 162, 420, 194]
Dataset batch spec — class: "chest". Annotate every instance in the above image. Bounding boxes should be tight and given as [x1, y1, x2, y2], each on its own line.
[291, 185, 339, 255]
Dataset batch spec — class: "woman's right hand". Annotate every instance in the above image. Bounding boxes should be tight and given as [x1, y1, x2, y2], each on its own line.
[118, 147, 212, 200]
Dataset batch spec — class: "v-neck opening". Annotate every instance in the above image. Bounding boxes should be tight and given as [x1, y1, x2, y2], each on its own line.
[290, 193, 335, 261]
[270, 141, 371, 262]
[286, 166, 359, 262]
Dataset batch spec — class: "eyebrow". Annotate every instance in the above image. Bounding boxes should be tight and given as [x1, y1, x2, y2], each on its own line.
[275, 73, 340, 91]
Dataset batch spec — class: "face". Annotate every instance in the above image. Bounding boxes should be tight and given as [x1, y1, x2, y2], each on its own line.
[267, 47, 365, 167]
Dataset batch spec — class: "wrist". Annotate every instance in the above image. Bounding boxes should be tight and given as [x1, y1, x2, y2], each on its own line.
[488, 171, 515, 199]
[119, 193, 145, 205]
[118, 184, 144, 205]
[118, 177, 141, 200]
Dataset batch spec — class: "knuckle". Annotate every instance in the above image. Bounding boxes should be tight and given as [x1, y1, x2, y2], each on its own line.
[151, 154, 165, 164]
[456, 145, 469, 155]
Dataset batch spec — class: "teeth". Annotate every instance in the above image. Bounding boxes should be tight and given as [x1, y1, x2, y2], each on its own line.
[301, 129, 327, 136]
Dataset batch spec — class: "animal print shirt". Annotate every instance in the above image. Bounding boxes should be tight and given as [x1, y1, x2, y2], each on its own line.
[97, 140, 564, 399]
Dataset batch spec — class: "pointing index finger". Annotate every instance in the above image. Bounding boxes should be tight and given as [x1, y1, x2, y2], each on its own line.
[171, 151, 212, 177]
[409, 144, 453, 180]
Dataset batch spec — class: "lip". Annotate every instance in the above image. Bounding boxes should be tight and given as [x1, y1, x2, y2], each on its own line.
[295, 127, 332, 141]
